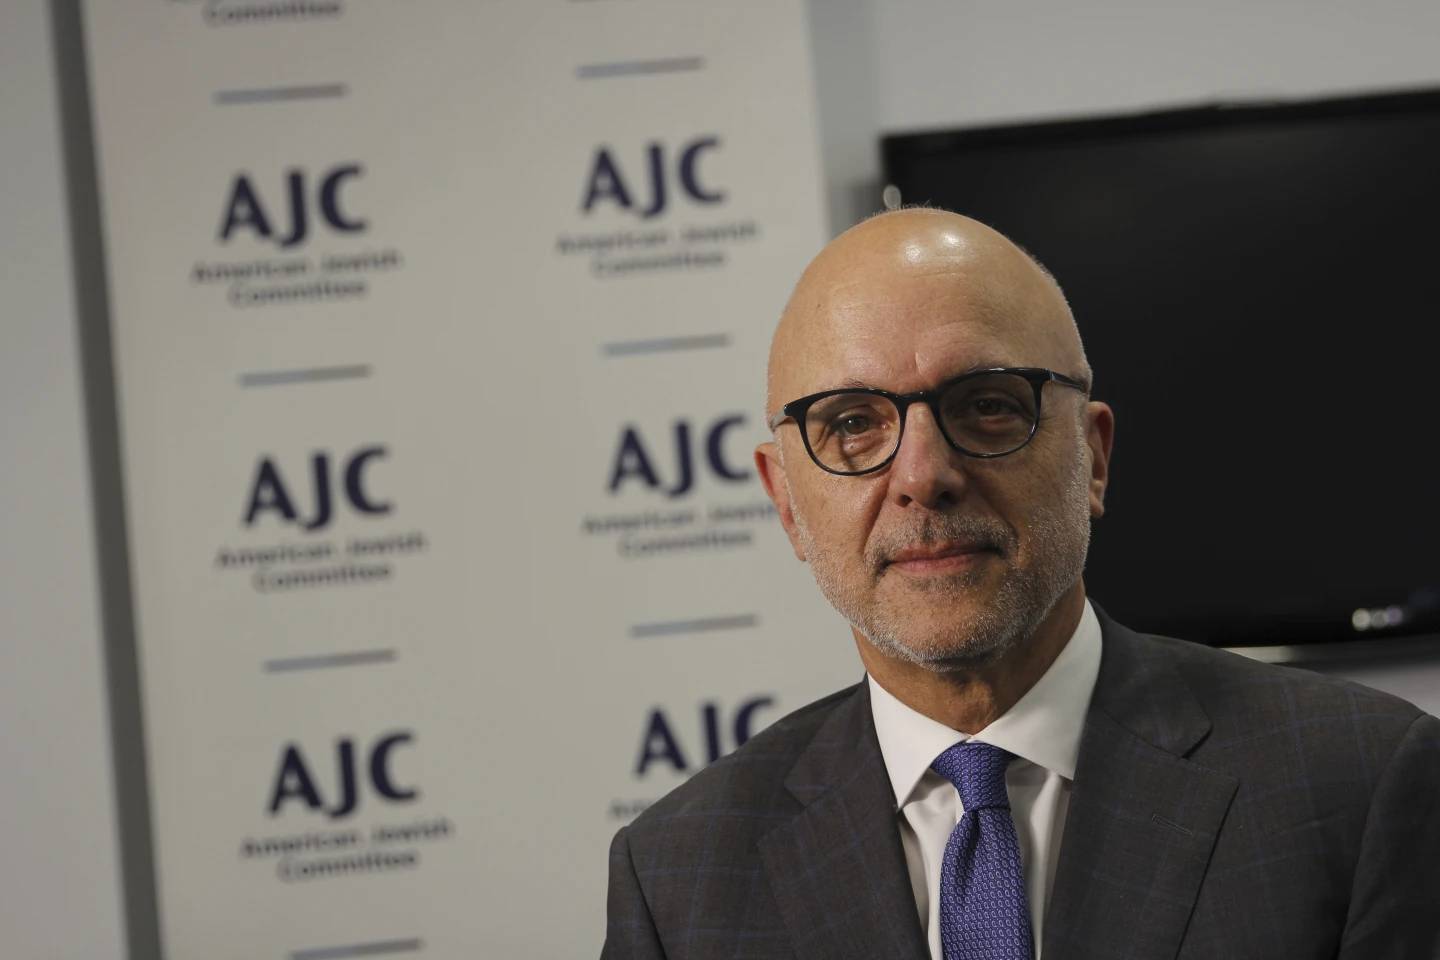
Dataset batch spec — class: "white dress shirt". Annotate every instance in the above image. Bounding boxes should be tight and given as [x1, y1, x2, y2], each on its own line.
[867, 599, 1102, 960]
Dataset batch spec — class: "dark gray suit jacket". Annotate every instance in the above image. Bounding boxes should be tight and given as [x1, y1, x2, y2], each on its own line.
[602, 610, 1440, 959]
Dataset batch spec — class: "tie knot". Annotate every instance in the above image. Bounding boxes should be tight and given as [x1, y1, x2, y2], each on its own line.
[931, 741, 1014, 811]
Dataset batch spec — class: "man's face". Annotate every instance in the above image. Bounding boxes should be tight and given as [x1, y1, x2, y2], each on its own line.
[759, 236, 1109, 671]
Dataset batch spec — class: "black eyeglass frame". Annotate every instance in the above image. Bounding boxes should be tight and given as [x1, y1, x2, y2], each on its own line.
[767, 366, 1090, 477]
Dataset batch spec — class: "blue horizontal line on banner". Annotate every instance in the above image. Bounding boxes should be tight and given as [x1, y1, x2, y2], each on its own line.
[291, 938, 422, 960]
[631, 614, 759, 638]
[239, 364, 371, 387]
[602, 334, 730, 356]
[214, 84, 348, 105]
[264, 649, 397, 673]
[577, 56, 705, 79]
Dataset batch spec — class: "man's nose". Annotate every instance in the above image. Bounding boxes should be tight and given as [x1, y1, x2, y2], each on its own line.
[887, 404, 969, 509]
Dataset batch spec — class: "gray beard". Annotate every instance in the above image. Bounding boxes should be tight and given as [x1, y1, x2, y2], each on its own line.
[791, 444, 1092, 672]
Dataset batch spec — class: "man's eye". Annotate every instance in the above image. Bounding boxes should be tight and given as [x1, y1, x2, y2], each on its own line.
[974, 398, 1019, 416]
[836, 414, 875, 436]
[960, 395, 1024, 418]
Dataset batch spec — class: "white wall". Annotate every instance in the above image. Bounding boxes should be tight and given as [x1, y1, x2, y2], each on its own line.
[809, 0, 1440, 230]
[0, 3, 127, 958]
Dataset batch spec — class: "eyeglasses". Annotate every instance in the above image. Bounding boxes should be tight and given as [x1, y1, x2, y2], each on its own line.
[768, 367, 1089, 476]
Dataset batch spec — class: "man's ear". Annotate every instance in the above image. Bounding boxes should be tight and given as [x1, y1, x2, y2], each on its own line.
[755, 441, 806, 561]
[1084, 401, 1115, 519]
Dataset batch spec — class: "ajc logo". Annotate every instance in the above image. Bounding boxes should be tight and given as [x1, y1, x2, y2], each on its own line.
[608, 415, 750, 498]
[581, 136, 725, 219]
[243, 446, 391, 532]
[635, 697, 774, 776]
[218, 163, 366, 248]
[268, 730, 418, 820]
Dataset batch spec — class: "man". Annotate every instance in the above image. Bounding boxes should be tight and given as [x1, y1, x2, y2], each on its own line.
[601, 209, 1440, 959]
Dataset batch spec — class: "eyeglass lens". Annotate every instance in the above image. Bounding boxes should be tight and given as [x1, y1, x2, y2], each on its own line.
[801, 372, 1040, 473]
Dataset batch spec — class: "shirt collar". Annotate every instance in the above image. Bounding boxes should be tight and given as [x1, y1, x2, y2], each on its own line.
[867, 598, 1103, 808]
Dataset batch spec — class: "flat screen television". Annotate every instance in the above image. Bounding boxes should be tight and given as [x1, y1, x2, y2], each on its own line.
[882, 89, 1440, 646]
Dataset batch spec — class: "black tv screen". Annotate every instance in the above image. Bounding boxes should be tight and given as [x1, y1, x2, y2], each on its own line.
[882, 90, 1440, 646]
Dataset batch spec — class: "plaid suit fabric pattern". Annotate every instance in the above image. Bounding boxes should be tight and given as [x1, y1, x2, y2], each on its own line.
[604, 685, 926, 959]
[1025, 626, 1440, 960]
[602, 613, 1440, 960]
[603, 707, 810, 959]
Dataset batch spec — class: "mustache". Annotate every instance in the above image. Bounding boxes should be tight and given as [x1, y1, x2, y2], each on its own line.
[867, 514, 1016, 569]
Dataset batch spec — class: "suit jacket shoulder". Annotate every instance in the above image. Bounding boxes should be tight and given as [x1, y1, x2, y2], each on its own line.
[1119, 627, 1423, 760]
[604, 679, 929, 959]
[628, 682, 859, 833]
[1051, 614, 1440, 960]
[1105, 627, 1427, 832]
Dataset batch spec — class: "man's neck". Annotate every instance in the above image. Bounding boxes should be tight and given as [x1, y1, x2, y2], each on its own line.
[856, 584, 1086, 734]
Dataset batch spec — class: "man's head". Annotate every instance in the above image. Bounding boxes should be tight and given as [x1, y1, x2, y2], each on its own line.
[756, 209, 1114, 672]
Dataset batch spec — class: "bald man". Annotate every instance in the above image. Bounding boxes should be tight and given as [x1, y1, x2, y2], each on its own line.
[600, 210, 1440, 960]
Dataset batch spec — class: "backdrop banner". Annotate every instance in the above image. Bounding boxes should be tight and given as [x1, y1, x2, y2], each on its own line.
[83, 1, 855, 956]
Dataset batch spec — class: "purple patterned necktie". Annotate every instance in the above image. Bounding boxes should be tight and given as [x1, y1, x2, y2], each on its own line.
[931, 741, 1035, 960]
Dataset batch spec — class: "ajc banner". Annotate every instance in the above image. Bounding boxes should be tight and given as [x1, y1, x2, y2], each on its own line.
[83, 1, 855, 957]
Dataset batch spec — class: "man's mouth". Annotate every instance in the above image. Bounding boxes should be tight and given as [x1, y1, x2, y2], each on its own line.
[884, 541, 999, 575]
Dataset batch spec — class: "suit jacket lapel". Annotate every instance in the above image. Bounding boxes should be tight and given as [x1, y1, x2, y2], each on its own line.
[757, 681, 928, 960]
[1043, 610, 1239, 960]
